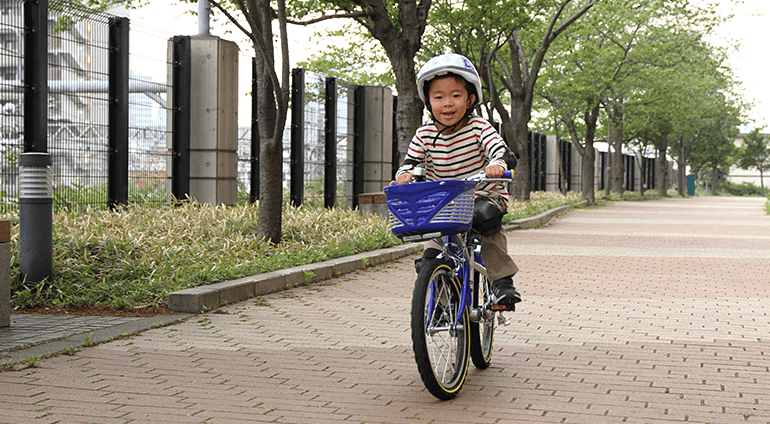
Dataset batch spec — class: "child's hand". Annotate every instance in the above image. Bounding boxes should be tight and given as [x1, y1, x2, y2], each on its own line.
[484, 165, 505, 178]
[396, 173, 413, 185]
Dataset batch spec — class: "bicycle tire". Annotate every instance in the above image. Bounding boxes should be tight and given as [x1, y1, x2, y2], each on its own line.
[411, 260, 470, 400]
[470, 270, 494, 369]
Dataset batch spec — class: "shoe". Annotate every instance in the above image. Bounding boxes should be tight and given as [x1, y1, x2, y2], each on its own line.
[492, 277, 522, 304]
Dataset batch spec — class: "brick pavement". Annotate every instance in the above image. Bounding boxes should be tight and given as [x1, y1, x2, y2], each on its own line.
[0, 315, 144, 352]
[1, 196, 769, 423]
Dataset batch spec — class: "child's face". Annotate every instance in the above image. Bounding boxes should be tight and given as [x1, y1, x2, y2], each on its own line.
[426, 75, 475, 130]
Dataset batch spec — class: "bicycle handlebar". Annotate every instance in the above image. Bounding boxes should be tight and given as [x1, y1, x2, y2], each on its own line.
[393, 169, 513, 186]
[467, 170, 513, 182]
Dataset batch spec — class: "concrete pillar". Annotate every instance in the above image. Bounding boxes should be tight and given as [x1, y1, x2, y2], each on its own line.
[362, 86, 394, 194]
[594, 148, 602, 192]
[668, 160, 675, 193]
[570, 143, 582, 194]
[188, 36, 239, 205]
[545, 134, 559, 192]
[357, 86, 394, 218]
[1, 221, 10, 328]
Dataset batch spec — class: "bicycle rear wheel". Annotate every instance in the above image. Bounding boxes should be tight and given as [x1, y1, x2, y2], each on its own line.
[470, 270, 494, 369]
[411, 260, 470, 400]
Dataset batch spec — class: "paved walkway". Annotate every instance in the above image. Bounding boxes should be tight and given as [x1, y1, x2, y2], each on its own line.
[1, 196, 769, 423]
[0, 315, 144, 352]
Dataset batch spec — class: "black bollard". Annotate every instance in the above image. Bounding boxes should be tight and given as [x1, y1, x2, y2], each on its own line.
[19, 152, 53, 283]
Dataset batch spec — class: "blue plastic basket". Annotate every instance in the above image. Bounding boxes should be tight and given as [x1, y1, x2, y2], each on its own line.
[383, 180, 477, 240]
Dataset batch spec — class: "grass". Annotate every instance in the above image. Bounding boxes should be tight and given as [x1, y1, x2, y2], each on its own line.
[5, 200, 399, 312]
[3, 188, 665, 313]
[505, 191, 584, 222]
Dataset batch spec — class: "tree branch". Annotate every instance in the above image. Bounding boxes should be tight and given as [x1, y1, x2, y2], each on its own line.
[288, 12, 369, 26]
[208, 0, 256, 45]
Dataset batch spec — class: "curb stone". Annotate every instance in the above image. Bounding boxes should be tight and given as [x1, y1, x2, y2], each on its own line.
[167, 201, 589, 314]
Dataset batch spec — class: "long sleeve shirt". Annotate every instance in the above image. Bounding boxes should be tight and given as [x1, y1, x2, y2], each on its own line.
[396, 116, 510, 204]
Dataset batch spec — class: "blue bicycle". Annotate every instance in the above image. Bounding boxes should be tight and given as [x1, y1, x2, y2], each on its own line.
[384, 170, 514, 400]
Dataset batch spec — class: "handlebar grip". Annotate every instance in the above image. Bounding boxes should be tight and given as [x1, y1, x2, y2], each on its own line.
[503, 170, 513, 179]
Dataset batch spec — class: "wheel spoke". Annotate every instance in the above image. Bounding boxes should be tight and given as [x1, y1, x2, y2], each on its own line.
[412, 262, 469, 399]
[425, 276, 461, 384]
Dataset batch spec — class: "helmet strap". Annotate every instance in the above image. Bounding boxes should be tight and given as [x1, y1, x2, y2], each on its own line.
[428, 108, 473, 147]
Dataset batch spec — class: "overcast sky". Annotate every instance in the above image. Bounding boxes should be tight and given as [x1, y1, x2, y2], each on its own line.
[131, 1, 768, 130]
[702, 0, 769, 130]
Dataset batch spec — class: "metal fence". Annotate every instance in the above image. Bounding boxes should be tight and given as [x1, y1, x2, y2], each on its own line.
[0, 0, 25, 213]
[235, 67, 356, 207]
[1, 0, 585, 214]
[47, 2, 113, 209]
[291, 70, 353, 205]
[0, 0, 173, 212]
[126, 18, 173, 205]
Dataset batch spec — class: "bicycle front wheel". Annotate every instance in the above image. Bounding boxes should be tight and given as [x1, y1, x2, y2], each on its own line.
[411, 260, 470, 400]
[470, 270, 494, 369]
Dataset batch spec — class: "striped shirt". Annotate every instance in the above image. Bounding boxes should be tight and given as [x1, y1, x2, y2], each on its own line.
[396, 116, 510, 203]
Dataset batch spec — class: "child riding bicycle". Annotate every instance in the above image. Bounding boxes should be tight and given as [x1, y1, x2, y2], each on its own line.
[395, 53, 522, 305]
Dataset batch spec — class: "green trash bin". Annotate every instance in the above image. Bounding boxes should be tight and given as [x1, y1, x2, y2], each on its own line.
[686, 174, 696, 196]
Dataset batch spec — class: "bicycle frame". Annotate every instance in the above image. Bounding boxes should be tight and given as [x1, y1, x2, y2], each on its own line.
[427, 232, 483, 332]
[389, 170, 513, 400]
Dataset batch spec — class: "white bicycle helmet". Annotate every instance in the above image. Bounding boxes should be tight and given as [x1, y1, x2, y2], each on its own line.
[417, 53, 483, 105]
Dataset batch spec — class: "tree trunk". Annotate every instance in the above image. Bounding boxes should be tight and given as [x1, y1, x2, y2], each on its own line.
[675, 137, 686, 196]
[511, 98, 531, 200]
[254, 2, 284, 244]
[608, 111, 625, 194]
[358, 0, 430, 169]
[563, 102, 600, 204]
[580, 145, 595, 202]
[655, 138, 667, 194]
[391, 60, 423, 164]
[711, 163, 718, 195]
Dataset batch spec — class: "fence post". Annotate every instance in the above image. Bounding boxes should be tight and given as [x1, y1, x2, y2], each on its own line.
[24, 0, 47, 153]
[391, 95, 399, 180]
[170, 36, 191, 201]
[108, 16, 130, 209]
[250, 58, 259, 203]
[561, 139, 572, 193]
[324, 76, 337, 208]
[290, 68, 305, 207]
[1, 220, 9, 328]
[352, 86, 365, 209]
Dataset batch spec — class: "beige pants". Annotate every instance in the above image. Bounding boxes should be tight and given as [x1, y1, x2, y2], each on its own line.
[424, 230, 518, 282]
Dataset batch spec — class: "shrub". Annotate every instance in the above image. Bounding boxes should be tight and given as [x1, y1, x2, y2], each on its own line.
[720, 181, 765, 197]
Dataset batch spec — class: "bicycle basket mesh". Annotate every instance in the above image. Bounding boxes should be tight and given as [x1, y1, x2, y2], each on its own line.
[384, 180, 477, 238]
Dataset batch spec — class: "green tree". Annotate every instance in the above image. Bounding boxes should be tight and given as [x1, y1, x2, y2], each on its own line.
[297, 24, 395, 87]
[622, 28, 736, 195]
[203, 0, 291, 244]
[537, 0, 658, 202]
[287, 0, 431, 160]
[538, 0, 719, 199]
[426, 0, 598, 200]
[687, 96, 741, 195]
[736, 128, 770, 195]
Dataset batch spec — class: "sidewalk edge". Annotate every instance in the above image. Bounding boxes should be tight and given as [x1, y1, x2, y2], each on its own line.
[167, 201, 587, 314]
